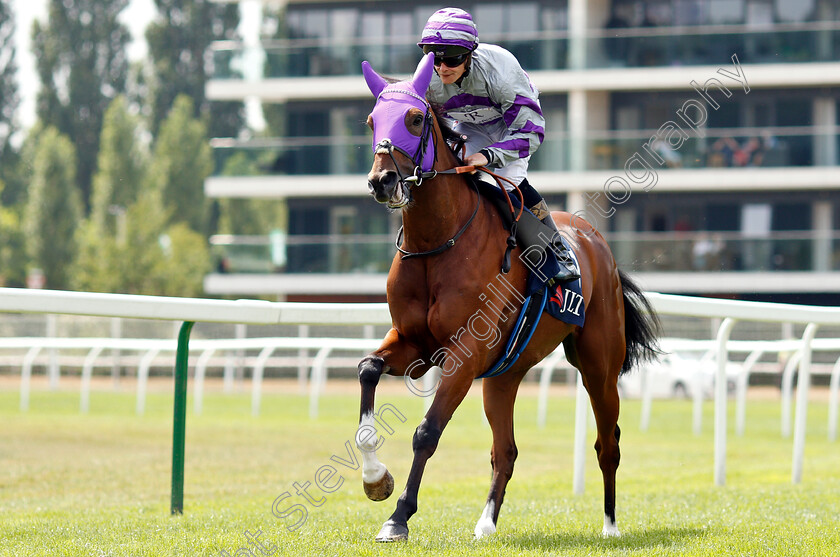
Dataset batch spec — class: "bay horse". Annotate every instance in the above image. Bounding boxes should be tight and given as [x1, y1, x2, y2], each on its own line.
[355, 53, 660, 542]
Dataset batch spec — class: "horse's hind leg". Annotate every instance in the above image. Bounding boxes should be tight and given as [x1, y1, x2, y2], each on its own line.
[474, 371, 523, 539]
[566, 322, 625, 536]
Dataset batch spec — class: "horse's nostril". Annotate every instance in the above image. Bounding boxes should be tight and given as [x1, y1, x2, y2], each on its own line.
[368, 171, 398, 203]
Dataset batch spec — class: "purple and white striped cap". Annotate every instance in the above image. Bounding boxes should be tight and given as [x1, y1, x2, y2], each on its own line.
[417, 7, 479, 52]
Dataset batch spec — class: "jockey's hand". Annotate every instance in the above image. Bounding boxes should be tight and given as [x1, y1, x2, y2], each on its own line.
[463, 152, 488, 172]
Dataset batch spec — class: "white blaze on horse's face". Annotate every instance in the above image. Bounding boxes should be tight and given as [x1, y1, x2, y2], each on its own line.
[362, 53, 437, 208]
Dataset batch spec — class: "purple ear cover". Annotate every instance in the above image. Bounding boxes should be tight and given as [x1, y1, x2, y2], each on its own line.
[363, 53, 437, 172]
[411, 53, 435, 96]
[362, 61, 388, 97]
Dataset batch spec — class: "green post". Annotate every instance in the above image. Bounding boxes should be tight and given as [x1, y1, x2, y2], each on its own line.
[171, 321, 195, 514]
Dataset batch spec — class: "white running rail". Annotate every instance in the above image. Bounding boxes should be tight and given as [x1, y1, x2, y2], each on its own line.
[1, 287, 839, 493]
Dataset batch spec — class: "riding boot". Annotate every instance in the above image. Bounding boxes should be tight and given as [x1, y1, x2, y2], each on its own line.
[529, 200, 580, 284]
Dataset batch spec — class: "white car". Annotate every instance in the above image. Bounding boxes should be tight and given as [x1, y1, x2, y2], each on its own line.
[618, 351, 739, 400]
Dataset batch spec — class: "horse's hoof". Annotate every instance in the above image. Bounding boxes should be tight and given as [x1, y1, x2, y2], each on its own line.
[363, 470, 394, 501]
[375, 519, 408, 542]
[602, 517, 621, 537]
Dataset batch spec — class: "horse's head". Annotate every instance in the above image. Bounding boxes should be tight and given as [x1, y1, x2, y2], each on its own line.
[363, 53, 437, 208]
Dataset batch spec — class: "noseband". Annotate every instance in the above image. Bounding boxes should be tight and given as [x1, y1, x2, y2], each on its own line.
[374, 109, 437, 192]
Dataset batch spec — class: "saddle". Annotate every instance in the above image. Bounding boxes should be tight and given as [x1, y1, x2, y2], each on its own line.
[472, 178, 586, 379]
[472, 179, 563, 280]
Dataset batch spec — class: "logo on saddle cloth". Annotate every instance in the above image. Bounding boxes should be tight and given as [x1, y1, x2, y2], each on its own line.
[523, 233, 585, 328]
[549, 284, 584, 319]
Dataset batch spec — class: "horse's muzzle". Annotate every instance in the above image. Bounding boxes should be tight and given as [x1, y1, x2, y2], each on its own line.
[368, 170, 399, 204]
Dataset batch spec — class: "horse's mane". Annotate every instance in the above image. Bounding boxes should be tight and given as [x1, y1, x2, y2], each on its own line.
[427, 103, 470, 163]
[428, 105, 465, 149]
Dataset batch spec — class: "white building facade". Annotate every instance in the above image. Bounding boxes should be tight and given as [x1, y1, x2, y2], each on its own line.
[205, 0, 840, 303]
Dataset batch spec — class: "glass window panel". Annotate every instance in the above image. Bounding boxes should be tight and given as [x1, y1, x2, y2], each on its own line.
[542, 3, 568, 31]
[474, 4, 504, 36]
[746, 0, 774, 27]
[708, 101, 740, 128]
[286, 11, 304, 38]
[773, 203, 811, 230]
[509, 3, 539, 34]
[708, 0, 744, 24]
[360, 12, 386, 39]
[331, 9, 357, 42]
[673, 0, 704, 25]
[644, 1, 674, 26]
[775, 0, 814, 22]
[390, 13, 412, 38]
[776, 99, 811, 126]
[415, 6, 439, 34]
[302, 10, 329, 40]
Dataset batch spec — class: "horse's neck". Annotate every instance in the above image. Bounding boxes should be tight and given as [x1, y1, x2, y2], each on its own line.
[401, 132, 473, 251]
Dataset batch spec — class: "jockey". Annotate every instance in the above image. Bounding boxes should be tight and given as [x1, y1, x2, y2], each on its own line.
[418, 7, 579, 283]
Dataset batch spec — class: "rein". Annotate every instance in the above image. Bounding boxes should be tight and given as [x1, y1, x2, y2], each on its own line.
[375, 106, 526, 262]
[395, 179, 481, 259]
[394, 166, 524, 262]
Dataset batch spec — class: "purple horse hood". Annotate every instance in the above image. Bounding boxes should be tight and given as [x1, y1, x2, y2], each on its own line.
[363, 53, 437, 172]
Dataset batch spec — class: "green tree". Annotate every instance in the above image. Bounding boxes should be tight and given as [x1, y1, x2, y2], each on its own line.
[147, 95, 213, 234]
[73, 190, 209, 296]
[31, 0, 131, 210]
[0, 0, 22, 206]
[145, 0, 243, 138]
[71, 218, 117, 293]
[0, 185, 25, 287]
[149, 221, 210, 297]
[215, 151, 286, 235]
[91, 95, 148, 231]
[23, 127, 82, 289]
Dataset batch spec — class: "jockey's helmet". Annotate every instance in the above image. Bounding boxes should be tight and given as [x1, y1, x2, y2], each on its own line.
[417, 7, 479, 54]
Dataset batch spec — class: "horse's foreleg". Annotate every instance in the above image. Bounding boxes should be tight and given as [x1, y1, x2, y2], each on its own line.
[356, 330, 430, 502]
[376, 371, 474, 542]
[474, 374, 521, 539]
[356, 354, 394, 501]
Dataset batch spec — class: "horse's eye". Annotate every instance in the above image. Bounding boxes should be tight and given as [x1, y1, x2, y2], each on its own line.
[413, 115, 423, 127]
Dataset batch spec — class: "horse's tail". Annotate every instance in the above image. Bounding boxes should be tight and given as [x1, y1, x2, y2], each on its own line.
[619, 269, 662, 374]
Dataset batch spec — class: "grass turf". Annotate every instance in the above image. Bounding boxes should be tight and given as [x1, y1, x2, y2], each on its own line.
[1, 381, 838, 556]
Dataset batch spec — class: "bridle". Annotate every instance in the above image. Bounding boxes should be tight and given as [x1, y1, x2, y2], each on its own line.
[371, 91, 519, 262]
[371, 96, 480, 260]
[372, 88, 438, 191]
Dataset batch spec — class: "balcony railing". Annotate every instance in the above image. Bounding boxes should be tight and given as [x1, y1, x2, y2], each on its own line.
[209, 22, 840, 80]
[584, 127, 839, 171]
[211, 137, 373, 176]
[589, 21, 840, 68]
[210, 232, 840, 276]
[211, 234, 394, 275]
[211, 127, 837, 176]
[608, 231, 840, 274]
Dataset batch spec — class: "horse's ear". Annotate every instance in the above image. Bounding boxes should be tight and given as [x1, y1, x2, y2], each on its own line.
[411, 52, 435, 96]
[362, 61, 388, 98]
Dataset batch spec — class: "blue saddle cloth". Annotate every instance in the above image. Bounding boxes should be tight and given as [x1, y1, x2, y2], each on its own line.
[477, 196, 585, 379]
[529, 236, 585, 328]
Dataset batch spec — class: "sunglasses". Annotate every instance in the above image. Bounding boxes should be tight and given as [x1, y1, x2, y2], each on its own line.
[433, 52, 469, 67]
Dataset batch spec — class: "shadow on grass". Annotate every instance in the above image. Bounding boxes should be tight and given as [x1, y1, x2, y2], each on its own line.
[504, 526, 710, 552]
